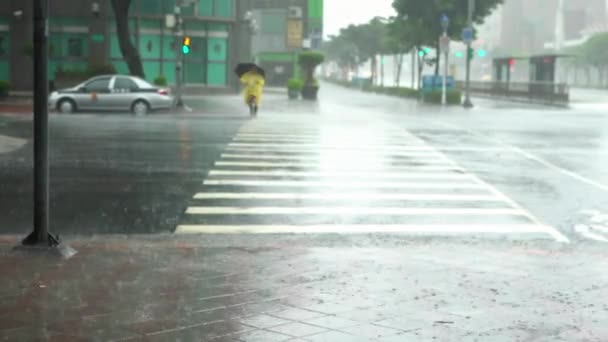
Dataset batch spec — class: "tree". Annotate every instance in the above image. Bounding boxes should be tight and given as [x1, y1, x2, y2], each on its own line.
[111, 0, 145, 78]
[323, 34, 358, 79]
[392, 0, 504, 75]
[580, 33, 608, 87]
[384, 16, 419, 87]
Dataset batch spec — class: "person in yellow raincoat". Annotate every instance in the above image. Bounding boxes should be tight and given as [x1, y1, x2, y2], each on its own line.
[240, 66, 265, 114]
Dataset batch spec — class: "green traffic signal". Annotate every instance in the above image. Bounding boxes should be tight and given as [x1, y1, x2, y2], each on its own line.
[182, 36, 191, 55]
[477, 49, 487, 58]
[456, 51, 463, 58]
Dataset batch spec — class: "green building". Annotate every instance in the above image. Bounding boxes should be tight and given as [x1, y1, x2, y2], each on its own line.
[0, 0, 244, 91]
[249, 0, 323, 86]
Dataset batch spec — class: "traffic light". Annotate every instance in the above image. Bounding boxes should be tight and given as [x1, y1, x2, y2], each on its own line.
[418, 47, 431, 58]
[477, 49, 487, 58]
[182, 36, 191, 55]
[455, 51, 464, 58]
[467, 47, 475, 61]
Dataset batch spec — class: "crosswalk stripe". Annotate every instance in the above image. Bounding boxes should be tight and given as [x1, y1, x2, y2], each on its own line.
[225, 146, 436, 153]
[175, 224, 555, 235]
[192, 193, 503, 201]
[208, 170, 473, 179]
[229, 143, 430, 149]
[185, 207, 525, 215]
[221, 153, 443, 160]
[215, 160, 454, 168]
[202, 180, 485, 189]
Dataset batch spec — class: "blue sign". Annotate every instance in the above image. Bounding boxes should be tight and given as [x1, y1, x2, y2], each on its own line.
[462, 27, 474, 43]
[422, 75, 454, 91]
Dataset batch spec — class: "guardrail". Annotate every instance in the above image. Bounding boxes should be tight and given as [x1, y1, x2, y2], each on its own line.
[456, 81, 570, 106]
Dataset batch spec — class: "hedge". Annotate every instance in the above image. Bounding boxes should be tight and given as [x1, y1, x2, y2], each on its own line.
[323, 77, 462, 105]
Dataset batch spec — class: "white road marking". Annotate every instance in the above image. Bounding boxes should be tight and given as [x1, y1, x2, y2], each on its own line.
[0, 134, 27, 154]
[185, 207, 526, 216]
[193, 192, 503, 201]
[388, 121, 570, 243]
[202, 179, 486, 189]
[175, 224, 556, 235]
[228, 143, 432, 150]
[574, 224, 608, 242]
[435, 121, 608, 193]
[221, 152, 444, 160]
[209, 170, 473, 179]
[225, 146, 436, 153]
[215, 161, 455, 168]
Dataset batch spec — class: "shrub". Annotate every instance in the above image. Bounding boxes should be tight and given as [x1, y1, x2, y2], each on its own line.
[154, 75, 168, 86]
[287, 78, 304, 90]
[298, 51, 325, 86]
[422, 89, 462, 105]
[0, 80, 9, 98]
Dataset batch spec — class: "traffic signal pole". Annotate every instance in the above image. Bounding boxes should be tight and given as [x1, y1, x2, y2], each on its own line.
[173, 2, 184, 107]
[23, 0, 53, 246]
[463, 0, 475, 108]
[21, 0, 76, 258]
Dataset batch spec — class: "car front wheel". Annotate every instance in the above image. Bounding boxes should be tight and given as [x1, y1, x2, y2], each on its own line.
[132, 100, 150, 116]
[57, 99, 76, 114]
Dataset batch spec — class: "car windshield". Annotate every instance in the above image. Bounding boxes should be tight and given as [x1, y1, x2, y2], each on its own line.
[2, 1, 608, 341]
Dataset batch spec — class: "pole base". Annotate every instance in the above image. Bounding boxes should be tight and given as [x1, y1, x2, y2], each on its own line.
[15, 232, 77, 259]
[463, 99, 474, 108]
[21, 231, 60, 246]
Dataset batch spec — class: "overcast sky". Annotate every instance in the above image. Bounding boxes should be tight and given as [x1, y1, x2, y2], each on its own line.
[323, 0, 396, 38]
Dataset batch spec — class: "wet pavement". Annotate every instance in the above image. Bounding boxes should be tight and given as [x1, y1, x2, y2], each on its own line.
[1, 83, 608, 340]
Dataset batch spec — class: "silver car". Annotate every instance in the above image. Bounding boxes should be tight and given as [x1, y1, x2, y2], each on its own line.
[48, 75, 174, 115]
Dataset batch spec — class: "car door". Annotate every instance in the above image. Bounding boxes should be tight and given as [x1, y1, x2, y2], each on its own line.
[110, 76, 140, 111]
[77, 76, 112, 110]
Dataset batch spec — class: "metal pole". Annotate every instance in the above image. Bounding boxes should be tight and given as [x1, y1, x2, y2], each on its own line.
[463, 0, 475, 108]
[443, 47, 449, 105]
[23, 0, 55, 246]
[174, 3, 184, 107]
[441, 34, 447, 105]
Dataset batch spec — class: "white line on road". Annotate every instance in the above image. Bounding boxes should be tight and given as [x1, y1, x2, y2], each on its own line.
[228, 143, 431, 150]
[192, 192, 503, 201]
[202, 179, 486, 189]
[574, 224, 608, 242]
[389, 121, 570, 243]
[215, 160, 454, 168]
[435, 121, 608, 193]
[221, 152, 444, 160]
[175, 224, 555, 235]
[185, 207, 526, 216]
[208, 170, 473, 179]
[0, 134, 27, 154]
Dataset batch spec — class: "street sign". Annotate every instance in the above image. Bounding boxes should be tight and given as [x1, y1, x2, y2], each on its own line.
[440, 35, 450, 52]
[462, 27, 474, 43]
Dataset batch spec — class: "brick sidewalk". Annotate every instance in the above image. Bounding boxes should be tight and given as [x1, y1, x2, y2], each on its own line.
[1, 234, 607, 341]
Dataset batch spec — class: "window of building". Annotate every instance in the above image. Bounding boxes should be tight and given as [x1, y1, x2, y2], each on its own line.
[0, 37, 5, 57]
[67, 38, 84, 57]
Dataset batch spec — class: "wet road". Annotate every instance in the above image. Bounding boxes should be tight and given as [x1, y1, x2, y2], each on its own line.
[1, 84, 608, 244]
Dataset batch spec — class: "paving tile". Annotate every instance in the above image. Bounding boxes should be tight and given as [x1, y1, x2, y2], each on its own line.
[303, 330, 372, 342]
[337, 323, 401, 339]
[237, 329, 293, 342]
[301, 301, 355, 315]
[269, 322, 327, 338]
[303, 315, 360, 329]
[337, 308, 394, 323]
[270, 307, 326, 321]
[238, 314, 291, 329]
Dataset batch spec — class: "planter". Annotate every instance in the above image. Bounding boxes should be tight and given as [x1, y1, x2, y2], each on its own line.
[288, 89, 300, 99]
[301, 85, 319, 100]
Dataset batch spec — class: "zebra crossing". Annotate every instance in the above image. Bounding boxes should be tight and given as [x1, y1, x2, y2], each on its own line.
[175, 119, 568, 242]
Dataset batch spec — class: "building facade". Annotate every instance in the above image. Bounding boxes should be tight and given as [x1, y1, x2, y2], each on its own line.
[0, 0, 241, 91]
[248, 0, 323, 86]
[498, 0, 608, 53]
